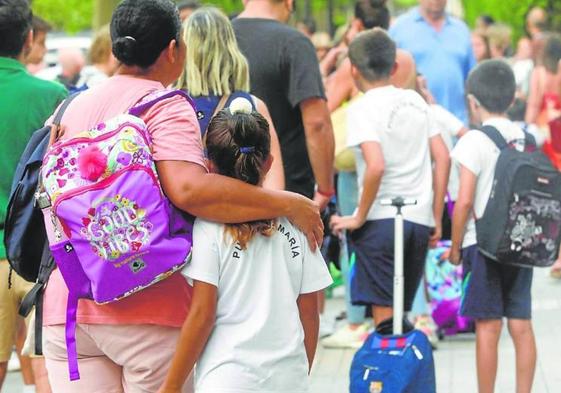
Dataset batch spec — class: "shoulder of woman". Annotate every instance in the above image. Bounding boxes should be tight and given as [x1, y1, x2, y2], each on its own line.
[142, 92, 198, 122]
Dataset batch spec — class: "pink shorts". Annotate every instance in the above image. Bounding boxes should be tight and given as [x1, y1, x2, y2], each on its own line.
[43, 324, 193, 393]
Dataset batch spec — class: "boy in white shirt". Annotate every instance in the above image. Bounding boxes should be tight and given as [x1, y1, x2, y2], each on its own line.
[331, 29, 450, 326]
[449, 60, 536, 393]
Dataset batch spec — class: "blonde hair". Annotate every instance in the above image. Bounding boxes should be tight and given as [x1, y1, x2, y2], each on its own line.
[177, 7, 250, 96]
[486, 23, 512, 54]
[89, 25, 112, 65]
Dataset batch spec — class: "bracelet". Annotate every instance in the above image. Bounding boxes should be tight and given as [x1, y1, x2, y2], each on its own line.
[317, 188, 335, 198]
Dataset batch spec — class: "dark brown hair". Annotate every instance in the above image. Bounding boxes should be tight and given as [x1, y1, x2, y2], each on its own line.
[205, 106, 275, 249]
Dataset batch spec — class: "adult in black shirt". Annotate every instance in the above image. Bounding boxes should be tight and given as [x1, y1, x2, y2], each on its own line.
[233, 0, 334, 208]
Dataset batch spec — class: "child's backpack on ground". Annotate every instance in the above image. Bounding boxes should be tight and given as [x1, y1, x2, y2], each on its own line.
[476, 125, 561, 268]
[350, 321, 435, 393]
[425, 244, 472, 336]
[37, 89, 195, 380]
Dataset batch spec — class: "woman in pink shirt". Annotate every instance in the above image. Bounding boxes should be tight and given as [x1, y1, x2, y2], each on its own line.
[42, 1, 322, 392]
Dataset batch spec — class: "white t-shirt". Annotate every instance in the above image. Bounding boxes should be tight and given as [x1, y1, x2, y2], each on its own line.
[347, 85, 439, 227]
[183, 217, 332, 393]
[429, 104, 465, 201]
[76, 65, 108, 88]
[451, 117, 525, 248]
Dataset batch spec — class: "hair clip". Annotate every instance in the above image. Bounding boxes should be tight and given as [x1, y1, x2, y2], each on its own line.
[239, 146, 255, 154]
[124, 35, 137, 42]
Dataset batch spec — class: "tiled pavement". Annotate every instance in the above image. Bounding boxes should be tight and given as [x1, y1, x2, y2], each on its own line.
[5, 269, 561, 392]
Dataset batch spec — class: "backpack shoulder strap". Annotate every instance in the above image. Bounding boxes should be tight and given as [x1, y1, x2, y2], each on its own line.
[128, 89, 196, 117]
[478, 125, 508, 150]
[52, 92, 80, 126]
[48, 92, 81, 146]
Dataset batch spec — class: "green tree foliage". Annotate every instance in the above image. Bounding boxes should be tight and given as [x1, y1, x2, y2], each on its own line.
[463, 0, 561, 40]
[32, 0, 93, 33]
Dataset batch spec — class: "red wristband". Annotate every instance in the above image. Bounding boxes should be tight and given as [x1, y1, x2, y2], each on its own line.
[317, 188, 335, 198]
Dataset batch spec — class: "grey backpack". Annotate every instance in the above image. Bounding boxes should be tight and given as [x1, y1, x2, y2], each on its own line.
[476, 125, 561, 268]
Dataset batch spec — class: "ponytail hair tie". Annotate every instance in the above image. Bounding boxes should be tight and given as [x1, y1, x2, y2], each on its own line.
[240, 146, 255, 154]
[229, 97, 253, 115]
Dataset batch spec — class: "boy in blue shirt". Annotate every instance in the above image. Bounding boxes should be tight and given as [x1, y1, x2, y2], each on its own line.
[450, 60, 536, 393]
[331, 28, 450, 326]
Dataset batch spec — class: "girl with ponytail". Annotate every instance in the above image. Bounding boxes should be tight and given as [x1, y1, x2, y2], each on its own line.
[159, 98, 333, 393]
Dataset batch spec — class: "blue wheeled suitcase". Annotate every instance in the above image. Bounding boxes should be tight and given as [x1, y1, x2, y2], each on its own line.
[349, 198, 436, 393]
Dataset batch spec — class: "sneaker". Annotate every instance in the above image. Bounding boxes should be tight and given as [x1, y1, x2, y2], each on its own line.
[321, 323, 370, 349]
[319, 315, 335, 338]
[414, 315, 439, 349]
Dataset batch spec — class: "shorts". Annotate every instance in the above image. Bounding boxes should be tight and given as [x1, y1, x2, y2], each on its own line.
[0, 260, 34, 362]
[44, 324, 193, 392]
[349, 219, 431, 311]
[460, 245, 533, 320]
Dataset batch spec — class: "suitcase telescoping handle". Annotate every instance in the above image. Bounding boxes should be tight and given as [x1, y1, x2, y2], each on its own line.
[380, 197, 417, 335]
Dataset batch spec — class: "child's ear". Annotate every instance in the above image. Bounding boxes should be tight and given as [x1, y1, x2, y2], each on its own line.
[467, 95, 481, 125]
[350, 64, 359, 80]
[22, 30, 33, 57]
[262, 155, 274, 176]
[208, 160, 216, 174]
[390, 61, 399, 77]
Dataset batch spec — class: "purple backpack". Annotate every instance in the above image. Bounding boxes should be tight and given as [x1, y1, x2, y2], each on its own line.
[38, 90, 195, 380]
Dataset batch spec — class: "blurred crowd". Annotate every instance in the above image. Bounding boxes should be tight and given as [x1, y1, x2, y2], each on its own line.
[2, 0, 561, 393]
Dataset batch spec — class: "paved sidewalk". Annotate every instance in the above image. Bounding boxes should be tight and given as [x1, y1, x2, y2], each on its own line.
[4, 269, 561, 392]
[310, 268, 561, 393]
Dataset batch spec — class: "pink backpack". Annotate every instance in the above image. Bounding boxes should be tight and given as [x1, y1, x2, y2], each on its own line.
[38, 90, 195, 380]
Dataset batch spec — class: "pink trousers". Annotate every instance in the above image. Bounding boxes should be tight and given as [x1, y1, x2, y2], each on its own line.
[43, 324, 193, 393]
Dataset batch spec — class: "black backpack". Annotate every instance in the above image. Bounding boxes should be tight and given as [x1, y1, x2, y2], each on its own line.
[5, 94, 77, 281]
[476, 125, 561, 268]
[4, 94, 77, 354]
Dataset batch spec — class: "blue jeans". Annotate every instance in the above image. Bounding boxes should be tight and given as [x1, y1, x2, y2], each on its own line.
[337, 172, 366, 324]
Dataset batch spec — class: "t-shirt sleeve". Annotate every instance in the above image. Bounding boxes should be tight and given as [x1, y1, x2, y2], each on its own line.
[432, 105, 464, 137]
[450, 131, 483, 176]
[182, 220, 221, 287]
[284, 34, 326, 108]
[299, 235, 333, 294]
[346, 101, 380, 147]
[142, 95, 207, 169]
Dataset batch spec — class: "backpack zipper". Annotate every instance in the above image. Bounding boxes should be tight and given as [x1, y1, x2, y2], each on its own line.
[43, 120, 151, 165]
[363, 365, 378, 380]
[412, 344, 423, 360]
[52, 165, 160, 237]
